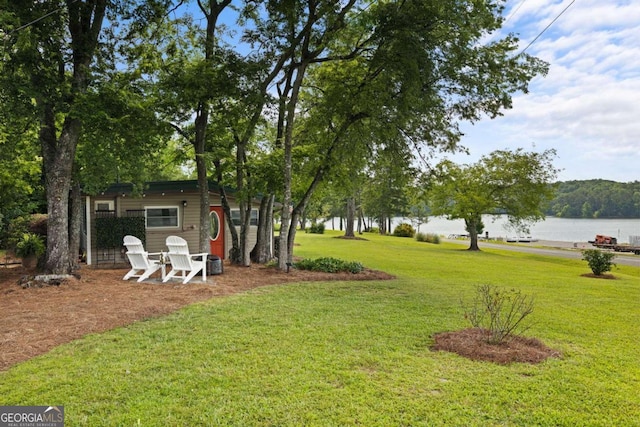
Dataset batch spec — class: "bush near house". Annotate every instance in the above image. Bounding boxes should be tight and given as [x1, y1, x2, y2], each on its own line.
[294, 257, 363, 274]
[5, 214, 47, 253]
[15, 233, 46, 259]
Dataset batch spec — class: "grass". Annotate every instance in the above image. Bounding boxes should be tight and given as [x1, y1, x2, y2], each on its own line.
[1, 230, 639, 426]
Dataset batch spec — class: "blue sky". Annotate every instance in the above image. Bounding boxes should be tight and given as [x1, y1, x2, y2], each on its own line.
[445, 0, 640, 183]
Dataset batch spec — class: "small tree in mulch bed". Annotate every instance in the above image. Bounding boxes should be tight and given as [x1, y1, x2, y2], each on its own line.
[464, 284, 534, 345]
[432, 284, 561, 365]
[582, 249, 616, 277]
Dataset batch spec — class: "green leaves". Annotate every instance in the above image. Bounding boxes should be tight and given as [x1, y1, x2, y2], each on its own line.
[15, 232, 45, 258]
[428, 148, 559, 248]
[294, 257, 364, 274]
[582, 249, 616, 276]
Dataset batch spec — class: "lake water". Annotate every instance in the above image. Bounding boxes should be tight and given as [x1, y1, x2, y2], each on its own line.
[325, 215, 640, 243]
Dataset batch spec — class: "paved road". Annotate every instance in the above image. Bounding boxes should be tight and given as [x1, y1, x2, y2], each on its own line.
[444, 239, 640, 268]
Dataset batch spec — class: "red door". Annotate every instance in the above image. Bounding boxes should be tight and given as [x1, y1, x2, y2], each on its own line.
[209, 206, 225, 258]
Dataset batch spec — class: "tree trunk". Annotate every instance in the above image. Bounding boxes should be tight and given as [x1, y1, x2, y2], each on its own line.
[251, 194, 274, 263]
[240, 198, 252, 266]
[378, 215, 386, 234]
[278, 63, 307, 270]
[344, 197, 356, 237]
[193, 0, 233, 254]
[300, 211, 307, 231]
[286, 208, 300, 267]
[466, 217, 481, 251]
[42, 112, 79, 274]
[69, 179, 82, 270]
[213, 160, 241, 263]
[220, 190, 241, 263]
[41, 0, 107, 275]
[358, 206, 366, 233]
[194, 105, 210, 254]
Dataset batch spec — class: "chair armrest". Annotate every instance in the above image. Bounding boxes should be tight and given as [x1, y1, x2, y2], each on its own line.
[192, 253, 209, 261]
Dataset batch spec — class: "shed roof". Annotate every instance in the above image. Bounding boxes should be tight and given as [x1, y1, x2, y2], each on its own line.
[89, 180, 233, 197]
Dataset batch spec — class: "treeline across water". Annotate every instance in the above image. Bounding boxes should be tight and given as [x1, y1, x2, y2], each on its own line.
[546, 180, 640, 218]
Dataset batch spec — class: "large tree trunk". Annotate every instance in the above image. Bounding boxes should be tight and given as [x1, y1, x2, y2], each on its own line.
[41, 0, 107, 275]
[42, 110, 79, 274]
[465, 217, 481, 251]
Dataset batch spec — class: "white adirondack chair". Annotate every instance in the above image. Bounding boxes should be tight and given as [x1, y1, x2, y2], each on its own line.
[163, 235, 208, 284]
[123, 235, 164, 282]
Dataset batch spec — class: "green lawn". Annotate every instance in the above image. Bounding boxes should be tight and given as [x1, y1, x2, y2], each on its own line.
[1, 230, 639, 426]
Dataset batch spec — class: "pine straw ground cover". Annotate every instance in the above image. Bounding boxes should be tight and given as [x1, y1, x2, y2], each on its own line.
[3, 256, 562, 372]
[0, 262, 392, 371]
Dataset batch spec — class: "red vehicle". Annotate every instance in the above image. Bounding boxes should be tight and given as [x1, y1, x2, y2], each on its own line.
[590, 235, 640, 255]
[593, 234, 617, 245]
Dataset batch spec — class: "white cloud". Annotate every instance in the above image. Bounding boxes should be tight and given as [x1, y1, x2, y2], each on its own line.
[456, 0, 640, 182]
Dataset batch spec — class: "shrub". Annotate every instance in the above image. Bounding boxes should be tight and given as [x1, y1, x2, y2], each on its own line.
[6, 214, 48, 252]
[582, 249, 616, 275]
[415, 232, 440, 244]
[306, 223, 325, 234]
[294, 257, 364, 274]
[393, 223, 415, 238]
[426, 233, 440, 244]
[6, 216, 32, 251]
[15, 233, 46, 258]
[462, 284, 534, 344]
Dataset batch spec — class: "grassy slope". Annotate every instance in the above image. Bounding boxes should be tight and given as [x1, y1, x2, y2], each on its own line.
[1, 230, 638, 426]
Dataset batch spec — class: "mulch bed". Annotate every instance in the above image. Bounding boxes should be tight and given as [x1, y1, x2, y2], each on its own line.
[0, 262, 393, 371]
[432, 328, 562, 365]
[580, 273, 617, 279]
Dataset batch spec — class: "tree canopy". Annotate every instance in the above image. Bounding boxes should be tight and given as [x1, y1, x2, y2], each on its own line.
[1, 0, 552, 272]
[428, 149, 559, 250]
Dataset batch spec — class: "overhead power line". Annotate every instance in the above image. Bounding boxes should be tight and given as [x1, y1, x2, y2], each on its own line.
[7, 0, 79, 36]
[519, 0, 576, 55]
[504, 0, 529, 25]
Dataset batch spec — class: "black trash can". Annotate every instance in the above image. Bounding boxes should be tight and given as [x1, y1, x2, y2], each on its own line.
[207, 255, 223, 275]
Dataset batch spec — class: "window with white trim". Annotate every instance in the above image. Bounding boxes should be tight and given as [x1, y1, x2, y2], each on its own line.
[230, 209, 258, 226]
[145, 206, 179, 228]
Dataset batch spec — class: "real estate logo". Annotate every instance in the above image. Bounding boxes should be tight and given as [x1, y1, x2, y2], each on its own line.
[0, 406, 64, 427]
